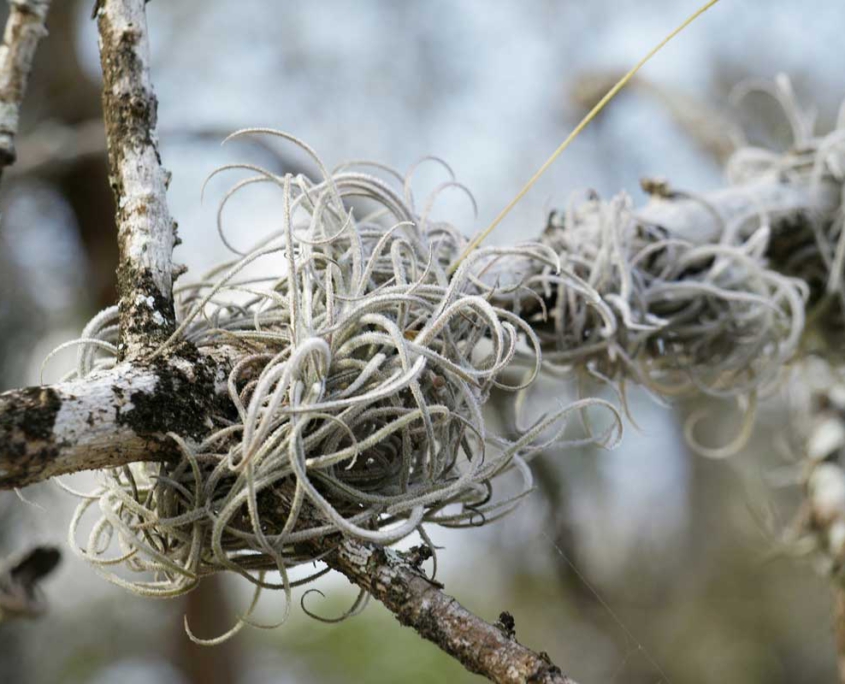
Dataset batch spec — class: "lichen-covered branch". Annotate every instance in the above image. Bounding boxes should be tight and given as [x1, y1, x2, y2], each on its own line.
[0, 354, 226, 489]
[0, 0, 52, 175]
[317, 538, 577, 684]
[96, 0, 177, 354]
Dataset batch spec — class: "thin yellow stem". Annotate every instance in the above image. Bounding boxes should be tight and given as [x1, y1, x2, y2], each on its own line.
[448, 0, 721, 274]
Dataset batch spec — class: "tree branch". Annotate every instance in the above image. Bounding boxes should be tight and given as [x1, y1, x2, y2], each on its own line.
[317, 538, 577, 684]
[0, 0, 51, 176]
[634, 176, 841, 245]
[0, 354, 227, 489]
[96, 0, 177, 355]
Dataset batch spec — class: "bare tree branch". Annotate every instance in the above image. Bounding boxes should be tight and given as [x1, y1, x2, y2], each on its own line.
[0, 354, 228, 489]
[315, 538, 577, 684]
[0, 0, 51, 176]
[0, 544, 60, 622]
[96, 0, 177, 355]
[9, 117, 105, 176]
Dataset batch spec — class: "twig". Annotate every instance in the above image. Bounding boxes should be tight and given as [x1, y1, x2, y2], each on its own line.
[635, 177, 841, 246]
[0, 0, 51, 178]
[318, 538, 578, 684]
[0, 545, 60, 622]
[96, 0, 177, 355]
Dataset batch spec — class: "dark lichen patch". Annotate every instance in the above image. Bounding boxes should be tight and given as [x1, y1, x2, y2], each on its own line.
[116, 348, 227, 440]
[116, 265, 176, 355]
[98, 12, 157, 158]
[495, 611, 517, 639]
[0, 387, 63, 487]
[404, 544, 434, 572]
[537, 652, 563, 677]
[0, 387, 61, 442]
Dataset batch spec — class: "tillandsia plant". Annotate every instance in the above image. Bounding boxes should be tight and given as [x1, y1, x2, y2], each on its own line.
[56, 131, 626, 639]
[3, 0, 845, 682]
[53, 73, 844, 643]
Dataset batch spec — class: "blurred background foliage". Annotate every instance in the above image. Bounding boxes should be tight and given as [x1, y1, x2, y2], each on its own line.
[1, 1, 844, 682]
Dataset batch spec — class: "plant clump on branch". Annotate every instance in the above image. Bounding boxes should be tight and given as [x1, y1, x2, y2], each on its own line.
[55, 80, 845, 639]
[61, 131, 625, 639]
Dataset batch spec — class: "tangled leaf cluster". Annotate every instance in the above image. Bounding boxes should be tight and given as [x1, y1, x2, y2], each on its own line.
[728, 75, 845, 348]
[520, 78, 845, 455]
[54, 79, 845, 636]
[60, 131, 624, 638]
[533, 192, 805, 400]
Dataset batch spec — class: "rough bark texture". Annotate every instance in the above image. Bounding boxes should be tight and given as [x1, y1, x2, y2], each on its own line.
[0, 352, 227, 488]
[0, 0, 51, 173]
[318, 538, 577, 684]
[96, 0, 177, 355]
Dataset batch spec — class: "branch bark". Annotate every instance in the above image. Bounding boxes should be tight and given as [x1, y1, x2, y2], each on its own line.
[634, 176, 841, 245]
[0, 354, 226, 489]
[0, 0, 51, 176]
[316, 538, 577, 684]
[96, 0, 177, 355]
